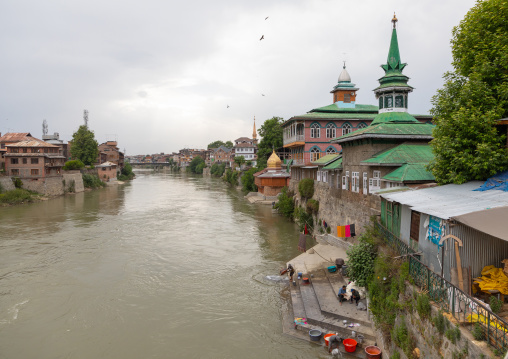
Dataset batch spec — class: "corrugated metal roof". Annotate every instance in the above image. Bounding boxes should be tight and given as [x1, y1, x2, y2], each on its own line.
[362, 144, 434, 165]
[323, 157, 343, 170]
[0, 132, 32, 143]
[309, 103, 379, 113]
[383, 163, 435, 182]
[312, 154, 339, 165]
[380, 181, 508, 219]
[332, 122, 434, 143]
[7, 139, 58, 147]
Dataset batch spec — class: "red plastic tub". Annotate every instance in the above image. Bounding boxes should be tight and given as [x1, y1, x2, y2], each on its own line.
[342, 338, 357, 353]
[365, 345, 382, 358]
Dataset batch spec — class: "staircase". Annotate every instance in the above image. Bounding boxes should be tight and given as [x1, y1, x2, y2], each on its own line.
[282, 268, 378, 358]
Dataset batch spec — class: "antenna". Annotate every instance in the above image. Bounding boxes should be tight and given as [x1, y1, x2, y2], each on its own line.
[83, 109, 89, 128]
[42, 119, 48, 136]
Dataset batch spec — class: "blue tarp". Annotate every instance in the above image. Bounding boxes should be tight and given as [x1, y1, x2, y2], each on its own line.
[474, 170, 508, 192]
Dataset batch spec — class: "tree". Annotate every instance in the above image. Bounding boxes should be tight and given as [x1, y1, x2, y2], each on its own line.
[225, 140, 233, 148]
[208, 140, 225, 149]
[234, 155, 245, 168]
[70, 125, 99, 165]
[429, 0, 508, 184]
[241, 167, 258, 192]
[188, 156, 205, 174]
[256, 116, 284, 169]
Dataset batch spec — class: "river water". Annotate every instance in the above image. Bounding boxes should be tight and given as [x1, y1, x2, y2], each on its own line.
[0, 172, 324, 359]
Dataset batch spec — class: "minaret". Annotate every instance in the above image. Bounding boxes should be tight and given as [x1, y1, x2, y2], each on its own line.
[252, 117, 258, 145]
[374, 14, 413, 115]
[330, 62, 359, 109]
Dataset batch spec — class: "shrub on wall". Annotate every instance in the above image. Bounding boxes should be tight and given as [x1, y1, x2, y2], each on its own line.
[62, 160, 85, 170]
[294, 206, 313, 232]
[274, 187, 294, 219]
[12, 177, 23, 189]
[298, 178, 314, 199]
[306, 199, 319, 215]
[82, 174, 106, 189]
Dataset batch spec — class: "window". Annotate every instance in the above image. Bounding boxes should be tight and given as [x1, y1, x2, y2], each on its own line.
[369, 170, 381, 192]
[23, 158, 27, 164]
[310, 147, 320, 162]
[326, 147, 336, 154]
[322, 171, 327, 184]
[379, 96, 384, 109]
[363, 172, 368, 195]
[317, 170, 321, 182]
[385, 95, 393, 108]
[11, 169, 19, 175]
[358, 123, 367, 129]
[344, 94, 351, 103]
[326, 124, 336, 138]
[352, 172, 359, 193]
[23, 148, 28, 153]
[31, 169, 39, 176]
[31, 158, 39, 164]
[342, 123, 352, 136]
[395, 95, 404, 108]
[342, 171, 350, 191]
[410, 211, 420, 242]
[10, 158, 18, 164]
[310, 123, 320, 138]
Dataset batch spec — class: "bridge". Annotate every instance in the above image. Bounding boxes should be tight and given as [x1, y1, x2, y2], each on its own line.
[129, 162, 173, 168]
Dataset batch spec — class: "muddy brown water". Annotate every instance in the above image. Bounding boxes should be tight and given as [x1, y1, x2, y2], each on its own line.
[0, 172, 328, 359]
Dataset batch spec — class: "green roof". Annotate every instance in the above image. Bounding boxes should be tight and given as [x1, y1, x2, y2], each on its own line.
[323, 157, 343, 170]
[312, 154, 340, 165]
[333, 122, 435, 143]
[362, 144, 434, 165]
[371, 111, 419, 126]
[310, 103, 379, 114]
[291, 112, 378, 120]
[383, 163, 435, 182]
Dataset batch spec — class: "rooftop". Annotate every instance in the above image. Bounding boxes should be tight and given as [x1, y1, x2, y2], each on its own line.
[0, 132, 33, 143]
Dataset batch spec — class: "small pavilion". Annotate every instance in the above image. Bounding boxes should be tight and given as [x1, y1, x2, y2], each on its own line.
[253, 150, 290, 197]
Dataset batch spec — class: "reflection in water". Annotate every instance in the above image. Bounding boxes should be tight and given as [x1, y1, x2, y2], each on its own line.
[0, 173, 326, 359]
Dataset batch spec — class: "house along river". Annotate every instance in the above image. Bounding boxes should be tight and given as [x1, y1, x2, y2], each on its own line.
[0, 171, 326, 359]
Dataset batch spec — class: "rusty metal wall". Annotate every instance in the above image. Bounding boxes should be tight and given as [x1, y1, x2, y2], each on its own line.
[446, 224, 508, 279]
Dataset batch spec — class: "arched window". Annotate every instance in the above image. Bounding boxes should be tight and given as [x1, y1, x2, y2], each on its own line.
[310, 123, 320, 138]
[358, 122, 367, 129]
[342, 123, 352, 136]
[326, 147, 336, 154]
[310, 147, 320, 162]
[326, 123, 336, 138]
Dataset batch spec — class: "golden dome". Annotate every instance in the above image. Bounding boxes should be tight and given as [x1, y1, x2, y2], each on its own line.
[267, 150, 282, 168]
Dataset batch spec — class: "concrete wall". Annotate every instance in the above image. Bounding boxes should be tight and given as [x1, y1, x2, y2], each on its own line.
[0, 176, 15, 191]
[62, 172, 84, 193]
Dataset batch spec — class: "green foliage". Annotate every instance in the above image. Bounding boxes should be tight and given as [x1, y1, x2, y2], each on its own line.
[118, 162, 135, 181]
[234, 156, 245, 168]
[67, 179, 76, 193]
[0, 181, 3, 194]
[490, 295, 503, 314]
[225, 141, 233, 148]
[445, 324, 461, 344]
[298, 178, 314, 199]
[306, 199, 319, 215]
[82, 174, 106, 189]
[472, 323, 485, 341]
[274, 187, 294, 219]
[416, 293, 431, 321]
[223, 169, 239, 186]
[70, 125, 99, 165]
[256, 116, 284, 168]
[207, 140, 229, 149]
[0, 188, 36, 205]
[392, 319, 416, 358]
[241, 167, 257, 192]
[293, 206, 313, 232]
[494, 348, 507, 358]
[346, 238, 376, 287]
[389, 352, 400, 359]
[12, 177, 23, 189]
[429, 0, 508, 184]
[63, 160, 85, 170]
[246, 160, 252, 166]
[210, 163, 226, 177]
[433, 310, 447, 335]
[188, 156, 206, 174]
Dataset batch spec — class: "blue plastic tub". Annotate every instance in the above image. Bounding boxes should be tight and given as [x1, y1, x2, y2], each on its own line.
[327, 265, 337, 273]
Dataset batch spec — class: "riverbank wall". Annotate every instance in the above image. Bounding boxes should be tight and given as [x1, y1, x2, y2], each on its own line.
[0, 177, 15, 191]
[1, 171, 85, 196]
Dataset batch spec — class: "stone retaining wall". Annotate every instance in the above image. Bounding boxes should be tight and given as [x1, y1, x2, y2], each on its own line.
[0, 177, 15, 191]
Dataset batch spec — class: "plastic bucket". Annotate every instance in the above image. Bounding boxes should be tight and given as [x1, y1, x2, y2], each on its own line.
[309, 329, 322, 342]
[343, 338, 357, 353]
[324, 333, 334, 346]
[365, 345, 382, 358]
[327, 265, 337, 273]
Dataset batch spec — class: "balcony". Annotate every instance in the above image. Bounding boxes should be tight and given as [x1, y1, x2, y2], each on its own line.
[283, 134, 305, 148]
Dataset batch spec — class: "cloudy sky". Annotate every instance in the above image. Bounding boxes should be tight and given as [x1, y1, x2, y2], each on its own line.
[1, 0, 478, 155]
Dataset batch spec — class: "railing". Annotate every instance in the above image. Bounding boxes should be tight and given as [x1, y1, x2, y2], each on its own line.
[283, 134, 305, 146]
[377, 222, 508, 352]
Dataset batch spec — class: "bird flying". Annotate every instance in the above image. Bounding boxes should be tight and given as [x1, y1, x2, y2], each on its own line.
[227, 105, 230, 108]
[260, 35, 264, 41]
[265, 16, 269, 20]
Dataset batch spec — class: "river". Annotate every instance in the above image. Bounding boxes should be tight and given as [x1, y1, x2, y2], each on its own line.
[0, 172, 325, 359]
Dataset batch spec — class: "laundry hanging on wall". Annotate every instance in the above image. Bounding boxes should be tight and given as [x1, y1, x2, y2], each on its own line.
[337, 224, 356, 238]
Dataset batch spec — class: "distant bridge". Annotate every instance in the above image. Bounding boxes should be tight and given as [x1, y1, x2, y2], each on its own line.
[129, 162, 172, 168]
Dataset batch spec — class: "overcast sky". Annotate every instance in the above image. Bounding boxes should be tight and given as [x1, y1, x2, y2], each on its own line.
[1, 0, 478, 155]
